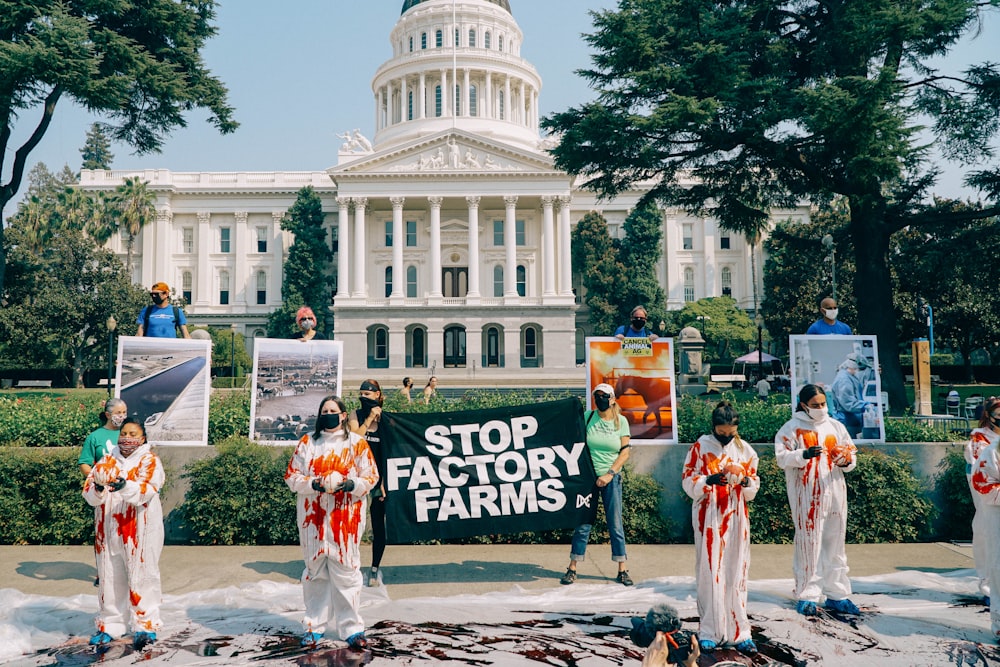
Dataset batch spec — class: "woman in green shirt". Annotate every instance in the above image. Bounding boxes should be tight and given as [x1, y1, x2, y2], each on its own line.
[560, 383, 633, 586]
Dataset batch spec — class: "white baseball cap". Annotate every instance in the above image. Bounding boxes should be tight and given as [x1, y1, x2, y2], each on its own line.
[594, 383, 615, 398]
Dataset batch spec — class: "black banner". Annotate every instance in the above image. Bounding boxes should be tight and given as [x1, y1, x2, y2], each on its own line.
[379, 398, 596, 543]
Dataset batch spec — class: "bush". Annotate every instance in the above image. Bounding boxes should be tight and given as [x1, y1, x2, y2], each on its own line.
[884, 417, 950, 443]
[0, 395, 101, 447]
[933, 446, 974, 541]
[208, 390, 251, 444]
[676, 394, 792, 443]
[179, 437, 297, 545]
[0, 448, 93, 544]
[749, 448, 935, 544]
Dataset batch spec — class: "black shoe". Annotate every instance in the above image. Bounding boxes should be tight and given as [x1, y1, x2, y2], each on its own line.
[560, 568, 577, 585]
[616, 570, 634, 586]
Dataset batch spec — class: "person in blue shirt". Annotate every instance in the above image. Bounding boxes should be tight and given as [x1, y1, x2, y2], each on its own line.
[805, 297, 852, 335]
[614, 306, 659, 341]
[136, 282, 191, 338]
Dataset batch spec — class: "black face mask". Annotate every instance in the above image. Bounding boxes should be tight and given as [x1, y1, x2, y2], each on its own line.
[594, 394, 612, 411]
[316, 413, 342, 431]
[151, 294, 166, 305]
[631, 319, 646, 329]
[714, 432, 735, 446]
[359, 396, 380, 411]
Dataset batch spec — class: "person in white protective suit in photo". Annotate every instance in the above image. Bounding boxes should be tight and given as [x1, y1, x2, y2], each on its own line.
[966, 397, 1000, 607]
[682, 400, 759, 656]
[82, 418, 164, 649]
[971, 399, 1000, 642]
[285, 395, 379, 650]
[775, 384, 859, 617]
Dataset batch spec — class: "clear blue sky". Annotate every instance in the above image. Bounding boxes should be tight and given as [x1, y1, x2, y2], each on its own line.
[3, 0, 997, 220]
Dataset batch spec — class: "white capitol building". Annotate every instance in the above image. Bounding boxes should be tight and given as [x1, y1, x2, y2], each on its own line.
[81, 0, 808, 387]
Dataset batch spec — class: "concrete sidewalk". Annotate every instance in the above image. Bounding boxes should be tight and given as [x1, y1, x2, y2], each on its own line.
[0, 542, 974, 600]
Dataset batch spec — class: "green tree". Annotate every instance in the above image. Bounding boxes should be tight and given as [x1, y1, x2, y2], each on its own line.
[190, 326, 252, 380]
[571, 210, 624, 335]
[80, 123, 114, 171]
[0, 0, 238, 295]
[110, 177, 156, 271]
[544, 0, 1000, 412]
[670, 297, 757, 364]
[270, 186, 332, 337]
[618, 201, 667, 326]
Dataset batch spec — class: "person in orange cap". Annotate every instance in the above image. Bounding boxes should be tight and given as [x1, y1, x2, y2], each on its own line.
[136, 282, 190, 338]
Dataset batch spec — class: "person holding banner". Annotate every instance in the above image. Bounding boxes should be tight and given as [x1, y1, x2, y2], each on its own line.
[293, 306, 325, 341]
[560, 383, 634, 586]
[775, 384, 859, 617]
[285, 396, 379, 650]
[682, 401, 759, 655]
[614, 305, 659, 341]
[348, 379, 389, 588]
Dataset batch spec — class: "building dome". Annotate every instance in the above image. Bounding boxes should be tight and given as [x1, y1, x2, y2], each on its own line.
[402, 0, 511, 16]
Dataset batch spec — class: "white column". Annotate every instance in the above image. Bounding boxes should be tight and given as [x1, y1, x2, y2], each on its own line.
[541, 196, 556, 296]
[462, 69, 470, 117]
[441, 69, 449, 117]
[196, 212, 211, 306]
[558, 196, 573, 296]
[352, 197, 367, 298]
[387, 81, 395, 125]
[503, 195, 518, 297]
[418, 72, 426, 119]
[485, 71, 492, 119]
[466, 196, 481, 299]
[504, 75, 511, 122]
[234, 211, 248, 306]
[377, 87, 384, 131]
[518, 80, 525, 126]
[271, 211, 284, 305]
[429, 196, 443, 298]
[391, 197, 405, 298]
[400, 76, 408, 122]
[336, 197, 350, 299]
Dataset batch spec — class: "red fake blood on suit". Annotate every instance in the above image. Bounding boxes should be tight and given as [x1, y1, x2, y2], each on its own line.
[114, 507, 138, 547]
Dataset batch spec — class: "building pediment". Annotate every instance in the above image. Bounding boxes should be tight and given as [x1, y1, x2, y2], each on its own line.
[328, 130, 560, 179]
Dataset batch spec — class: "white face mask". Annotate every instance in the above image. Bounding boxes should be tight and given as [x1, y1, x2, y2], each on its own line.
[109, 413, 126, 428]
[805, 406, 829, 421]
[824, 308, 839, 320]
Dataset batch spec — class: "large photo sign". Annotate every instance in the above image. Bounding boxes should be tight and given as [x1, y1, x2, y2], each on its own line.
[379, 399, 597, 543]
[586, 337, 677, 444]
[788, 335, 885, 443]
[250, 339, 344, 444]
[116, 336, 212, 445]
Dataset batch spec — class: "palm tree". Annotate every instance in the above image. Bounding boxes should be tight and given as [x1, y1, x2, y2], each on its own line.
[112, 177, 156, 271]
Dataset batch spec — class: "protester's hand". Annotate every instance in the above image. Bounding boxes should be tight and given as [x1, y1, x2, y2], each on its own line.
[334, 478, 356, 494]
[311, 478, 326, 493]
[93, 482, 105, 492]
[705, 472, 727, 486]
[803, 445, 824, 459]
[109, 478, 127, 492]
[834, 453, 851, 467]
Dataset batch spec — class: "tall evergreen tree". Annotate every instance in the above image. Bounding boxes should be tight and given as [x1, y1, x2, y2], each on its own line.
[618, 201, 667, 327]
[545, 0, 1000, 412]
[80, 123, 114, 171]
[571, 211, 625, 336]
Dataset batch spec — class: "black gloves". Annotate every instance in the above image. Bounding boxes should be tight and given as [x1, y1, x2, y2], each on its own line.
[705, 472, 728, 486]
[312, 478, 355, 493]
[311, 478, 326, 493]
[109, 478, 127, 492]
[334, 479, 356, 493]
[803, 445, 824, 459]
[94, 483, 105, 492]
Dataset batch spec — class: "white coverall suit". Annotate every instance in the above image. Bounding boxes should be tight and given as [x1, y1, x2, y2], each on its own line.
[285, 429, 378, 639]
[775, 412, 857, 604]
[82, 445, 165, 637]
[971, 439, 1000, 638]
[966, 428, 998, 599]
[682, 434, 759, 645]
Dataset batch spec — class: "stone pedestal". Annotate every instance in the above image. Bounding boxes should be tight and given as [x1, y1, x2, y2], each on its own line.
[678, 326, 708, 396]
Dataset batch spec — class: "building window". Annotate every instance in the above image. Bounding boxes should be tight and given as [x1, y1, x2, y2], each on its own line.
[485, 31, 491, 49]
[516, 219, 525, 246]
[368, 326, 389, 368]
[435, 85, 442, 117]
[406, 220, 417, 246]
[454, 28, 459, 46]
[409, 35, 414, 52]
[454, 84, 461, 116]
[408, 327, 426, 367]
[470, 85, 477, 116]
[522, 325, 539, 367]
[256, 270, 267, 304]
[485, 326, 502, 367]
[375, 328, 387, 359]
[682, 223, 693, 250]
[720, 234, 731, 250]
[220, 227, 231, 253]
[721, 267, 732, 297]
[469, 28, 476, 47]
[683, 267, 695, 303]
[407, 90, 413, 120]
[385, 220, 393, 247]
[435, 29, 442, 48]
[220, 270, 230, 305]
[385, 266, 393, 298]
[421, 32, 427, 49]
[407, 265, 417, 298]
[256, 227, 267, 253]
[493, 265, 503, 297]
[516, 265, 526, 297]
[182, 227, 194, 254]
[182, 271, 192, 304]
[498, 34, 504, 51]
[498, 90, 505, 120]
[493, 219, 503, 245]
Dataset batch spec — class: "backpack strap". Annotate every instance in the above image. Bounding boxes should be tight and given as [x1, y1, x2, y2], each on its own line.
[142, 305, 151, 337]
[173, 306, 181, 332]
[585, 410, 598, 429]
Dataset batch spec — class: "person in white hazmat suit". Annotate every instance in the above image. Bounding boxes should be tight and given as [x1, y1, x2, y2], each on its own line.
[82, 418, 164, 649]
[966, 397, 1000, 606]
[775, 384, 859, 617]
[285, 395, 378, 650]
[682, 400, 760, 656]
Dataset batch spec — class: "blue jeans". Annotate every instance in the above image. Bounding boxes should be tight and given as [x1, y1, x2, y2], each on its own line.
[570, 474, 626, 562]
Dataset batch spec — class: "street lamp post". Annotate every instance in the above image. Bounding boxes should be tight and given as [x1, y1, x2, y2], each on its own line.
[106, 316, 117, 397]
[230, 324, 237, 387]
[696, 315, 710, 337]
[755, 313, 765, 371]
[822, 234, 837, 300]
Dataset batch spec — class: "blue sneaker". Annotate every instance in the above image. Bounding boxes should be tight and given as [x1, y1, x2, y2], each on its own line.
[985, 596, 991, 607]
[735, 638, 758, 654]
[88, 631, 113, 646]
[698, 639, 717, 651]
[133, 631, 156, 649]
[825, 598, 861, 615]
[346, 632, 368, 650]
[301, 631, 323, 647]
[796, 600, 818, 616]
